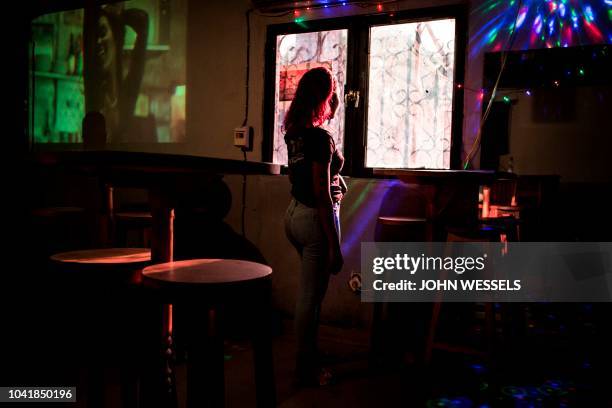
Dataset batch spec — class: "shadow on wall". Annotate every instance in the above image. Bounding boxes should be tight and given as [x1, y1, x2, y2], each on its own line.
[173, 176, 267, 264]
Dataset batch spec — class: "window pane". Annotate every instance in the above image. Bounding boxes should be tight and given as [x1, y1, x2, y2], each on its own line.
[273, 30, 348, 164]
[366, 19, 456, 169]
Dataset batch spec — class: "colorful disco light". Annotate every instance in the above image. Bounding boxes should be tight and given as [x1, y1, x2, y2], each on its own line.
[471, 0, 611, 55]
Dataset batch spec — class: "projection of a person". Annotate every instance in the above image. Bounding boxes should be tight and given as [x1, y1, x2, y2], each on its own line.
[83, 5, 148, 143]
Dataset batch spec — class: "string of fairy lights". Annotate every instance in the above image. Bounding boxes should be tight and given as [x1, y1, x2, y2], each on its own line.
[253, 0, 400, 20]
[455, 60, 589, 106]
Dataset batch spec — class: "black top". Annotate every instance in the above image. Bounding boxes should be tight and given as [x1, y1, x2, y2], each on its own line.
[285, 127, 344, 208]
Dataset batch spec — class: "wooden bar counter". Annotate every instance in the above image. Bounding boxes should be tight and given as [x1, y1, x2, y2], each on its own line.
[31, 150, 281, 262]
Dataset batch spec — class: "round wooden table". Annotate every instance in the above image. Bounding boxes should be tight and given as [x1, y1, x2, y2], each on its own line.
[51, 248, 151, 284]
[143, 258, 270, 282]
[51, 248, 151, 264]
[142, 259, 275, 408]
[50, 248, 151, 408]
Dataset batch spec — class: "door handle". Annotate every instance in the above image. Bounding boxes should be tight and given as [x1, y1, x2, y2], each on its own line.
[344, 90, 360, 108]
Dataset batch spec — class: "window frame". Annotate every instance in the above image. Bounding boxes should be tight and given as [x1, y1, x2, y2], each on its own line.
[263, 5, 468, 176]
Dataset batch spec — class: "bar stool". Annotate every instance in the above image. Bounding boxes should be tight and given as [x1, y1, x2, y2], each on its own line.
[371, 216, 428, 368]
[375, 181, 428, 241]
[424, 226, 519, 365]
[480, 215, 522, 242]
[482, 177, 523, 240]
[50, 248, 151, 408]
[102, 184, 153, 247]
[142, 259, 275, 408]
[376, 216, 428, 241]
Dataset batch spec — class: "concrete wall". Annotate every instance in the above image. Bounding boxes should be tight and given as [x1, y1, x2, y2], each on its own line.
[506, 87, 612, 183]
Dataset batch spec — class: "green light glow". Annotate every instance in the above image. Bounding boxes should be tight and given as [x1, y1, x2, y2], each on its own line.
[487, 29, 498, 44]
[175, 84, 186, 96]
[503, 96, 511, 103]
[579, 68, 585, 76]
[485, 1, 500, 13]
[31, 0, 187, 144]
[294, 17, 308, 28]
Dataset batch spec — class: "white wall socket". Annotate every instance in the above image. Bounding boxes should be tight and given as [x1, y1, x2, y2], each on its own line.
[234, 126, 252, 150]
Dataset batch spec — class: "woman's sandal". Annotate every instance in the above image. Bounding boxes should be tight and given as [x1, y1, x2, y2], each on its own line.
[295, 367, 336, 387]
[317, 368, 335, 386]
[348, 271, 362, 294]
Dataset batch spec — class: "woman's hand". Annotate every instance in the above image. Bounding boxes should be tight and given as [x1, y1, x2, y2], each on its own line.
[328, 91, 339, 120]
[330, 184, 343, 203]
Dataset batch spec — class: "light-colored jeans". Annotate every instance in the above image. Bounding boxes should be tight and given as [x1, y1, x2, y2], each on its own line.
[284, 198, 340, 375]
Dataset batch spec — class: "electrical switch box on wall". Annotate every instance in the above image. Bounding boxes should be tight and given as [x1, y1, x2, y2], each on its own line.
[234, 126, 253, 151]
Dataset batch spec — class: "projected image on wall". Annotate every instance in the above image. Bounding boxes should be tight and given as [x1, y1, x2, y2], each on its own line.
[30, 0, 186, 144]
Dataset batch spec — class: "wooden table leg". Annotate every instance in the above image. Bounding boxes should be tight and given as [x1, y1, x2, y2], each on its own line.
[139, 300, 177, 408]
[187, 307, 225, 408]
[142, 189, 177, 407]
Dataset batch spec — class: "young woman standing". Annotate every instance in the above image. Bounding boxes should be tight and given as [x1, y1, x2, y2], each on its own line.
[283, 67, 345, 386]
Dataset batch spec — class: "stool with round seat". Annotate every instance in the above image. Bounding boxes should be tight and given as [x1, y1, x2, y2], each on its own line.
[51, 247, 151, 291]
[51, 247, 151, 265]
[142, 259, 275, 408]
[376, 216, 428, 241]
[424, 226, 504, 365]
[424, 224, 523, 366]
[371, 216, 429, 368]
[50, 248, 151, 408]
